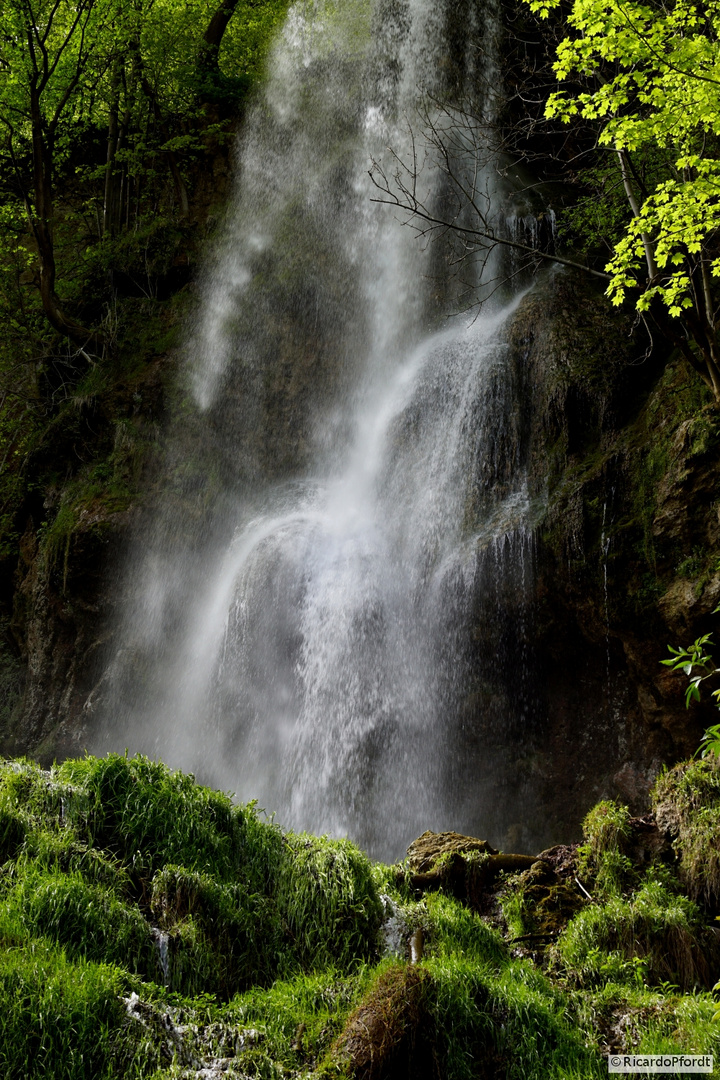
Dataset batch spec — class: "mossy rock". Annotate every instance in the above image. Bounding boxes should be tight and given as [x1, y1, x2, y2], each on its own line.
[405, 831, 498, 874]
[504, 859, 586, 940]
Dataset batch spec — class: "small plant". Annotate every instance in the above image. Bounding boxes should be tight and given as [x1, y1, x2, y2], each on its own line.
[651, 760, 720, 908]
[662, 612, 720, 759]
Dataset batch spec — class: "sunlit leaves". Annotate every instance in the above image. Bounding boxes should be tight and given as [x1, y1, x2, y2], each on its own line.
[523, 0, 720, 318]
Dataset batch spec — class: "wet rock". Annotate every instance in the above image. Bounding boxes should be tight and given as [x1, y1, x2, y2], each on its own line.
[124, 991, 261, 1075]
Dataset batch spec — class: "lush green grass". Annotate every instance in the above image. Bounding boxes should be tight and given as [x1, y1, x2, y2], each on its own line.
[0, 753, 718, 1079]
[0, 937, 157, 1080]
[577, 799, 633, 896]
[652, 758, 720, 907]
[4, 866, 154, 976]
[555, 875, 711, 990]
[421, 893, 605, 1080]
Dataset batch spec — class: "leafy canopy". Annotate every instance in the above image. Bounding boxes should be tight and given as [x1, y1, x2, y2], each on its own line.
[525, 0, 720, 318]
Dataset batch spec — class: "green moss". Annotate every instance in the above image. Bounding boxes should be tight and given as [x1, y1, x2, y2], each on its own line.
[0, 809, 25, 865]
[420, 894, 604, 1078]
[500, 866, 585, 941]
[424, 891, 507, 967]
[54, 754, 258, 882]
[150, 864, 284, 995]
[651, 758, 720, 908]
[424, 950, 605, 1080]
[0, 755, 381, 998]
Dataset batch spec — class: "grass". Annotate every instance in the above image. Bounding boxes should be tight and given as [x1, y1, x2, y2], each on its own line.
[577, 799, 633, 896]
[422, 896, 605, 1080]
[4, 866, 155, 976]
[554, 875, 712, 991]
[652, 758, 720, 907]
[0, 753, 718, 1078]
[0, 937, 158, 1080]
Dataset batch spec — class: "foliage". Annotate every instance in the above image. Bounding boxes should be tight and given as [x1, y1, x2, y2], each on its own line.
[0, 932, 157, 1080]
[662, 621, 720, 759]
[577, 800, 633, 896]
[0, 754, 381, 999]
[0, 0, 290, 575]
[422, 893, 604, 1080]
[554, 875, 712, 991]
[652, 757, 720, 907]
[3, 866, 155, 975]
[524, 0, 720, 397]
[0, 754, 719, 1076]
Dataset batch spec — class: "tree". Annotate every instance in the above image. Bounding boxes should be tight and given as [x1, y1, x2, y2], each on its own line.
[0, 0, 290, 355]
[662, 621, 720, 759]
[371, 0, 720, 402]
[0, 0, 113, 352]
[527, 0, 720, 399]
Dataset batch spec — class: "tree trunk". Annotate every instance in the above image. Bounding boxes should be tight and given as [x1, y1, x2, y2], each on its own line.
[198, 0, 241, 74]
[103, 63, 121, 237]
[140, 76, 190, 219]
[29, 85, 102, 353]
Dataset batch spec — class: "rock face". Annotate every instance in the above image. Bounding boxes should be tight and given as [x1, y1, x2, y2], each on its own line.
[499, 269, 720, 844]
[1, 359, 169, 763]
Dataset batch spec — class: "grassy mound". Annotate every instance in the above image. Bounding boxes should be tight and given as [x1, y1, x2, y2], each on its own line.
[652, 758, 720, 908]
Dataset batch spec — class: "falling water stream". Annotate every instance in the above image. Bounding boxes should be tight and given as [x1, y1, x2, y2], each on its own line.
[97, 0, 544, 860]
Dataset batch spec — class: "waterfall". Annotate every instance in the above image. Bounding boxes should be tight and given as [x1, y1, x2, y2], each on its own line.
[96, 0, 543, 861]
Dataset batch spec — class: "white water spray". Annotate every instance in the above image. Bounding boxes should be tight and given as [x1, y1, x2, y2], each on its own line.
[97, 0, 542, 860]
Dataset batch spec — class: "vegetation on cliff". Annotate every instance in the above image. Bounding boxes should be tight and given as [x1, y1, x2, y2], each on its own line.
[526, 0, 720, 400]
[0, 0, 289, 752]
[0, 751, 717, 1078]
[0, 7, 719, 1039]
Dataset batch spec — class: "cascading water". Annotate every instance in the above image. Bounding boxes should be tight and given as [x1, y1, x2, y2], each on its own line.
[96, 0, 544, 860]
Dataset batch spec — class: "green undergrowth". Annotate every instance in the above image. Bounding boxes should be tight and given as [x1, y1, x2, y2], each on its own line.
[0, 753, 719, 1078]
[555, 875, 712, 990]
[0, 935, 159, 1080]
[652, 758, 720, 908]
[542, 788, 720, 995]
[420, 893, 606, 1080]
